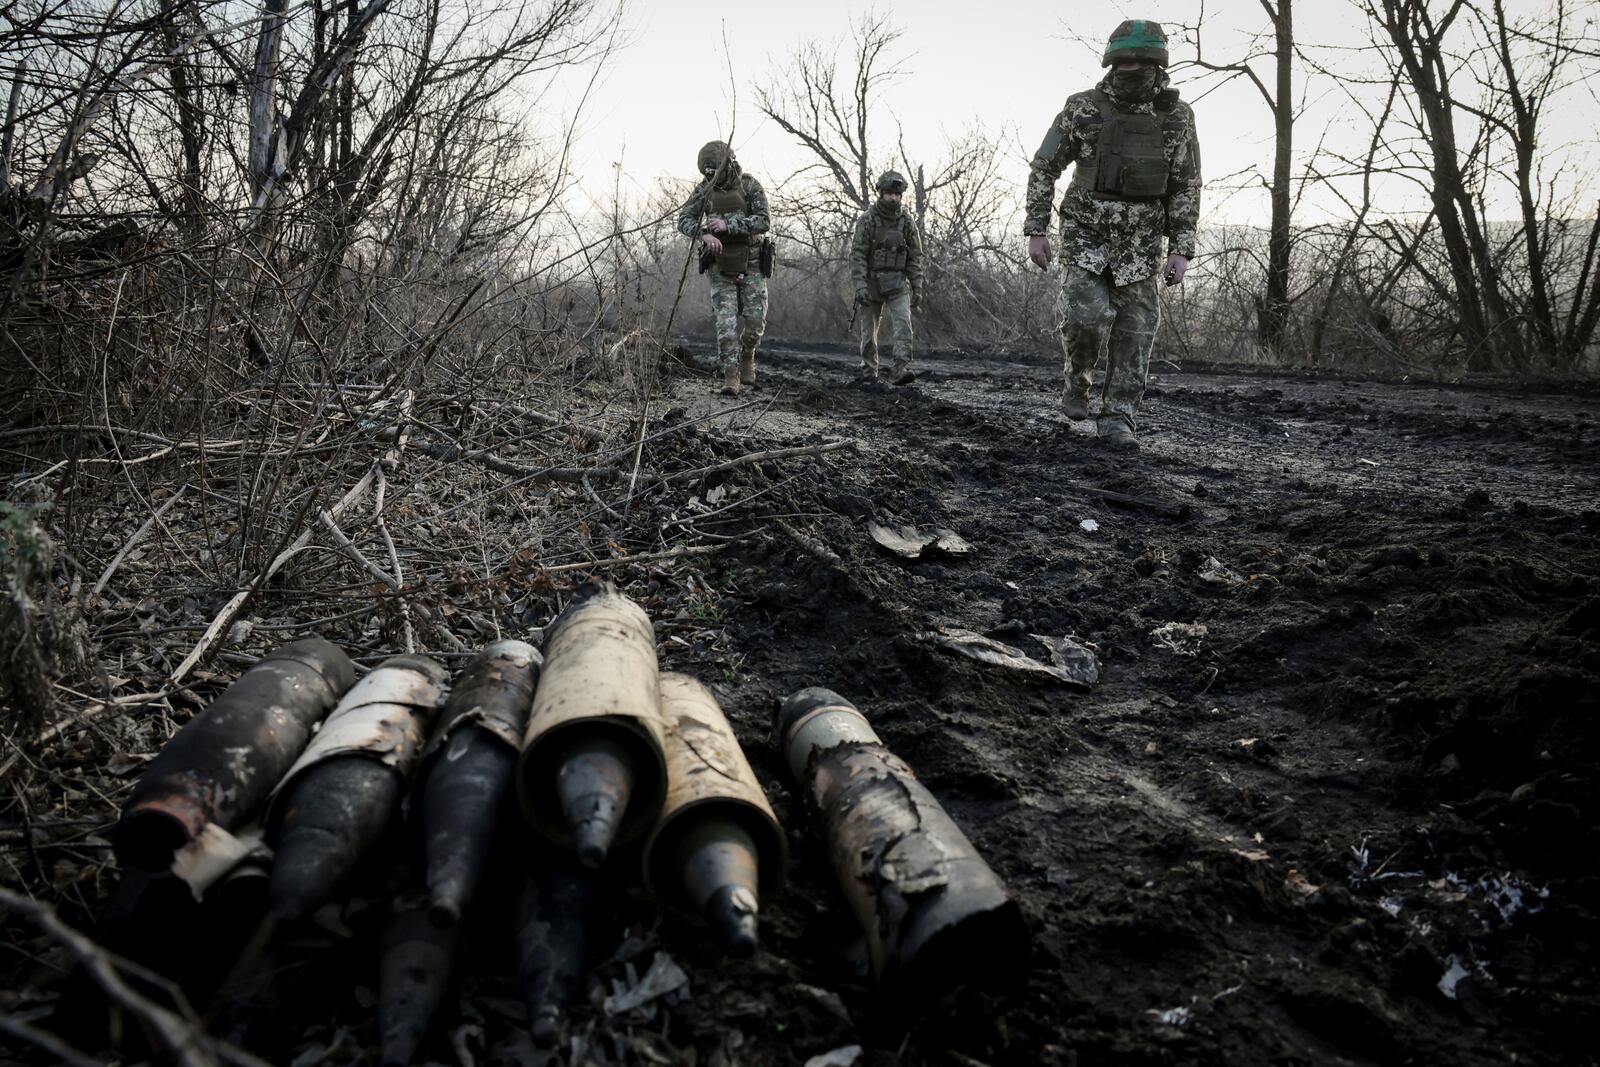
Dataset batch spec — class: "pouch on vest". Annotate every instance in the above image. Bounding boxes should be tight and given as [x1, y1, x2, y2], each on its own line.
[707, 183, 752, 276]
[758, 238, 775, 278]
[872, 271, 905, 298]
[1094, 113, 1168, 200]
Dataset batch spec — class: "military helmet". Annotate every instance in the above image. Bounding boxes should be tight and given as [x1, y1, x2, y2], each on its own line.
[1102, 19, 1169, 67]
[875, 170, 908, 194]
[697, 140, 733, 176]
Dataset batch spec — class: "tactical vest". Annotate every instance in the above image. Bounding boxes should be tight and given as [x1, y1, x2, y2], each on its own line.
[868, 211, 910, 297]
[706, 183, 752, 276]
[1068, 90, 1181, 202]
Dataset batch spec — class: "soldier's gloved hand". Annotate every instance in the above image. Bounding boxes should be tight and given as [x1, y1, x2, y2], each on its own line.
[1164, 253, 1189, 287]
[912, 288, 923, 312]
[1028, 235, 1054, 271]
[701, 234, 723, 255]
[706, 218, 730, 235]
[854, 288, 869, 306]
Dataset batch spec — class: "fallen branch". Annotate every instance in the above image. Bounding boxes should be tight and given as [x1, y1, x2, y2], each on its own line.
[0, 887, 272, 1067]
[538, 544, 725, 574]
[411, 440, 632, 484]
[87, 484, 188, 609]
[168, 466, 378, 686]
[774, 519, 842, 566]
[1059, 483, 1192, 521]
[662, 439, 857, 486]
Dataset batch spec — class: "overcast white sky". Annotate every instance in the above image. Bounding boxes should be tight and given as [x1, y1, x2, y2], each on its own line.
[554, 0, 1598, 229]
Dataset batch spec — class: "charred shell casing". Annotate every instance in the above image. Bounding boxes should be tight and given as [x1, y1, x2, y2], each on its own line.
[267, 654, 447, 921]
[516, 852, 597, 1049]
[518, 586, 667, 866]
[379, 901, 462, 1067]
[645, 673, 786, 955]
[417, 639, 541, 928]
[775, 687, 1030, 997]
[114, 639, 355, 871]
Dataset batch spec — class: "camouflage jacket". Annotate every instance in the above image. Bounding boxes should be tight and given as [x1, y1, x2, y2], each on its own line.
[676, 173, 770, 240]
[850, 203, 924, 296]
[1024, 73, 1201, 286]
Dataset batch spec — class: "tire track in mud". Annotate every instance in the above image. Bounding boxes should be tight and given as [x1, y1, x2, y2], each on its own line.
[659, 342, 1600, 1066]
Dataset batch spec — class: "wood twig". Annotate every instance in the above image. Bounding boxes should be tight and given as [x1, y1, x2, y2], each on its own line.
[538, 544, 726, 574]
[1058, 482, 1193, 521]
[87, 484, 188, 609]
[662, 439, 857, 485]
[168, 467, 378, 686]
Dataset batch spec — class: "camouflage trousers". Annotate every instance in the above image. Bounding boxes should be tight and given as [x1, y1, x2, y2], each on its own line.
[1056, 263, 1160, 430]
[708, 270, 768, 372]
[857, 291, 913, 374]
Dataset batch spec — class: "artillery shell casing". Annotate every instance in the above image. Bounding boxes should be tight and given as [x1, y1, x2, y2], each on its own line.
[114, 638, 355, 871]
[379, 902, 462, 1067]
[644, 673, 785, 954]
[417, 640, 540, 927]
[775, 687, 1029, 997]
[519, 585, 667, 861]
[515, 853, 597, 1049]
[269, 756, 403, 921]
[267, 654, 447, 921]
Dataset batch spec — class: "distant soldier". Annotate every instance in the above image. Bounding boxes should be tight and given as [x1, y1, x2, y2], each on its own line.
[850, 170, 924, 386]
[1024, 19, 1201, 448]
[677, 140, 773, 395]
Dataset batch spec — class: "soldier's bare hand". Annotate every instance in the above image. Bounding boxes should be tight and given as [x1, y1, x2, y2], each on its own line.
[1028, 235, 1054, 271]
[1164, 253, 1189, 287]
[701, 234, 723, 254]
[706, 218, 730, 235]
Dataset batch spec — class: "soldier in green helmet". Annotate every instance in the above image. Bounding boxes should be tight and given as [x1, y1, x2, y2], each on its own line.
[677, 140, 773, 396]
[849, 170, 924, 386]
[1024, 19, 1201, 448]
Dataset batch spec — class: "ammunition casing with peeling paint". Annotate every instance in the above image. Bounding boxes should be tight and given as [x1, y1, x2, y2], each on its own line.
[379, 900, 461, 1067]
[645, 673, 786, 955]
[416, 639, 540, 928]
[775, 687, 1030, 997]
[518, 585, 666, 867]
[114, 638, 355, 871]
[515, 852, 596, 1049]
[267, 654, 446, 921]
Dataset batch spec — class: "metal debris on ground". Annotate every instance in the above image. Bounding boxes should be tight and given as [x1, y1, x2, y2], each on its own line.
[922, 626, 1099, 689]
[1079, 518, 1100, 532]
[1198, 556, 1245, 586]
[1149, 622, 1208, 655]
[602, 951, 689, 1016]
[867, 521, 974, 560]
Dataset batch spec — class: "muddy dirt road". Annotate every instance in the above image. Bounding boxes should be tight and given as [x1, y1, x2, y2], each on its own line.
[9, 340, 1598, 1067]
[642, 341, 1600, 1067]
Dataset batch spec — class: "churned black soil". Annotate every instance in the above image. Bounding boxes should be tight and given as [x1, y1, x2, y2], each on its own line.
[646, 342, 1600, 1067]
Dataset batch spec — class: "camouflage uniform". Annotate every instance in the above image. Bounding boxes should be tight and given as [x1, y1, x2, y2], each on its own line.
[850, 184, 923, 382]
[677, 164, 770, 385]
[1025, 66, 1201, 432]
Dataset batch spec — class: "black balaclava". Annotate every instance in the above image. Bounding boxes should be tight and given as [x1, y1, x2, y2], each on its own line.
[1109, 64, 1164, 104]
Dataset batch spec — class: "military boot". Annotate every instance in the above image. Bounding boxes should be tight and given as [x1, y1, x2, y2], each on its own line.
[719, 366, 741, 396]
[1062, 391, 1091, 420]
[739, 350, 757, 386]
[1098, 418, 1138, 449]
[889, 358, 915, 386]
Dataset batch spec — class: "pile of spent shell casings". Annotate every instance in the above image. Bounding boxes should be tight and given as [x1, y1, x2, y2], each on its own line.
[73, 582, 1028, 1062]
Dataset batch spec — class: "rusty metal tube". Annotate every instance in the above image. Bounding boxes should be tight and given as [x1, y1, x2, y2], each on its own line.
[644, 673, 785, 956]
[775, 687, 1029, 998]
[267, 654, 446, 921]
[113, 638, 355, 871]
[416, 639, 540, 927]
[379, 900, 462, 1067]
[515, 852, 597, 1049]
[518, 584, 667, 866]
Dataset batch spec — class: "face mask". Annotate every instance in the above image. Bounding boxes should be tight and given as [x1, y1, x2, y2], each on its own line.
[1112, 66, 1159, 102]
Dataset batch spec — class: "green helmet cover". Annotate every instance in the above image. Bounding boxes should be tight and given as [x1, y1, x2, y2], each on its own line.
[1103, 19, 1169, 67]
[697, 140, 733, 175]
[875, 170, 908, 194]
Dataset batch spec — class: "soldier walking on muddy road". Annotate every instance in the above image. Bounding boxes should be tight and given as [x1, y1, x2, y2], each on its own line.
[678, 140, 773, 396]
[1024, 19, 1201, 448]
[851, 170, 924, 387]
